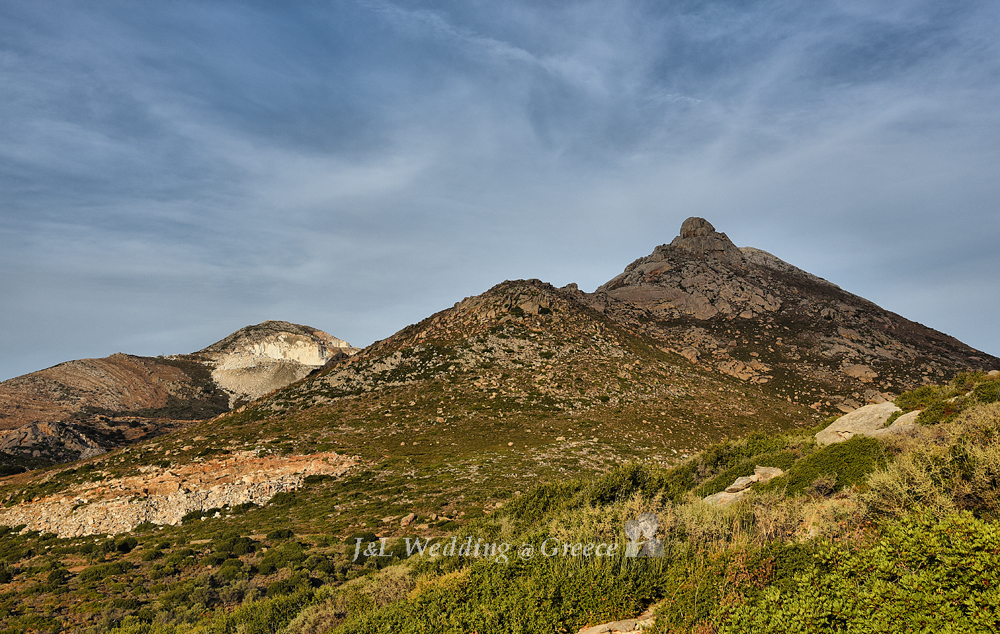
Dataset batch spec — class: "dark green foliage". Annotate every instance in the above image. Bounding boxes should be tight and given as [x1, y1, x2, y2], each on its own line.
[166, 548, 195, 566]
[759, 436, 886, 496]
[116, 536, 138, 553]
[267, 528, 295, 540]
[213, 535, 257, 557]
[695, 450, 799, 498]
[917, 398, 964, 426]
[583, 463, 673, 506]
[140, 549, 163, 562]
[974, 380, 1000, 404]
[79, 561, 133, 583]
[304, 474, 334, 485]
[334, 554, 665, 634]
[895, 384, 949, 411]
[258, 541, 307, 575]
[723, 511, 1000, 632]
[216, 558, 249, 581]
[111, 597, 141, 610]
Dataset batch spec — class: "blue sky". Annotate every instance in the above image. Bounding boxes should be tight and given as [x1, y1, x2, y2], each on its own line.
[2, 1, 999, 380]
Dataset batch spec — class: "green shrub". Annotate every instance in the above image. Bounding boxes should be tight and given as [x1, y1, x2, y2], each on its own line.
[759, 436, 886, 496]
[141, 549, 163, 562]
[116, 536, 138, 553]
[974, 380, 1000, 404]
[694, 451, 798, 498]
[917, 399, 964, 426]
[79, 561, 133, 583]
[721, 511, 1000, 632]
[895, 384, 948, 411]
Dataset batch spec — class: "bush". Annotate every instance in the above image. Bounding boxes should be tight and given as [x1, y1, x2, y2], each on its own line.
[116, 536, 138, 553]
[79, 561, 133, 583]
[721, 511, 1000, 632]
[974, 380, 1000, 404]
[917, 399, 965, 426]
[895, 384, 948, 411]
[760, 436, 886, 496]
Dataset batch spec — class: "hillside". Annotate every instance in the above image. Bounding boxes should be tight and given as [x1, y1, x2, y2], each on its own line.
[589, 217, 998, 410]
[0, 321, 358, 473]
[0, 219, 997, 632]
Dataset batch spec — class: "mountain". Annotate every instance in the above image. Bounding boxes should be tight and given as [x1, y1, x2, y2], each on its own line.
[0, 321, 358, 472]
[1, 218, 998, 633]
[187, 320, 358, 407]
[588, 217, 998, 411]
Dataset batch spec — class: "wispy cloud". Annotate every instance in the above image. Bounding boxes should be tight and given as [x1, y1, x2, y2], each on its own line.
[1, 1, 998, 379]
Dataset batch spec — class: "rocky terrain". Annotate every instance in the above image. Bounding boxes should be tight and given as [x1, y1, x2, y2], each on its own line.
[187, 320, 358, 406]
[0, 321, 357, 471]
[0, 219, 998, 633]
[587, 217, 999, 410]
[0, 450, 356, 537]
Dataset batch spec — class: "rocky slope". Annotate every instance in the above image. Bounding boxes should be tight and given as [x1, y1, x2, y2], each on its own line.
[588, 217, 999, 412]
[187, 320, 358, 406]
[0, 321, 357, 471]
[0, 450, 356, 537]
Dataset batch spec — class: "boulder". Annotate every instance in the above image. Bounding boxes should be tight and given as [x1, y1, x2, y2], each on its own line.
[815, 402, 901, 446]
[753, 466, 783, 482]
[705, 466, 785, 505]
[873, 409, 921, 437]
[725, 476, 757, 493]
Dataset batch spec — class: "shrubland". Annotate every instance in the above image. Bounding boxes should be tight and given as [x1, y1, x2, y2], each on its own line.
[1, 372, 1000, 633]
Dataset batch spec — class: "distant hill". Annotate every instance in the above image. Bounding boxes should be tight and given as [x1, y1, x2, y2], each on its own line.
[0, 321, 358, 472]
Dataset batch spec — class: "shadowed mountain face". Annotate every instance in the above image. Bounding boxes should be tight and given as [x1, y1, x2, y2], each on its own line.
[0, 322, 357, 472]
[588, 217, 999, 412]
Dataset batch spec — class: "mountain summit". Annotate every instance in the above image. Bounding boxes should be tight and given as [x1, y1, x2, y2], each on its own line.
[589, 217, 998, 411]
[191, 320, 358, 405]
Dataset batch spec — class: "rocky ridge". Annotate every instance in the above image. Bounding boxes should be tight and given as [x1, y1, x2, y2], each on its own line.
[587, 217, 999, 411]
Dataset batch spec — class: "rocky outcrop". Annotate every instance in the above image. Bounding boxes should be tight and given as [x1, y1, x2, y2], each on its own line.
[815, 403, 919, 445]
[587, 217, 1000, 411]
[0, 321, 357, 470]
[192, 320, 359, 405]
[703, 465, 785, 506]
[0, 451, 357, 537]
[0, 422, 105, 464]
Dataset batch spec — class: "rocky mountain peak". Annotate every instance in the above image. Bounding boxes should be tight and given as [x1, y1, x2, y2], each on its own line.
[589, 217, 999, 409]
[197, 320, 354, 364]
[667, 216, 746, 265]
[192, 321, 359, 406]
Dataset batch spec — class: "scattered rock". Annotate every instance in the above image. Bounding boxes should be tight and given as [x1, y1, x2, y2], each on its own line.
[704, 465, 784, 505]
[400, 512, 417, 527]
[578, 605, 656, 633]
[725, 476, 757, 493]
[842, 364, 877, 381]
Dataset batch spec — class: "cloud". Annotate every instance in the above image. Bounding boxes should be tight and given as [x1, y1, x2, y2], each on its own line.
[1, 1, 999, 380]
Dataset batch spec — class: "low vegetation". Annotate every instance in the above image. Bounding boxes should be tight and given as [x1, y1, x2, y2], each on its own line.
[1, 372, 999, 632]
